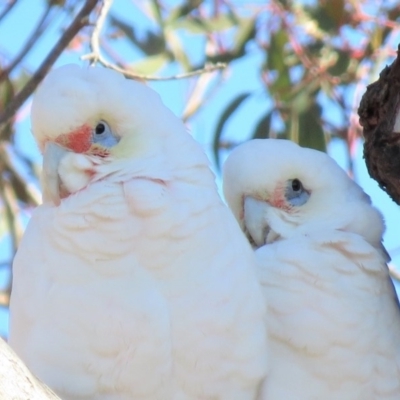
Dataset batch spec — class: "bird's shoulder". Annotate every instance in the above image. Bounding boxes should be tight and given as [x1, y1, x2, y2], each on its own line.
[257, 229, 400, 398]
[257, 229, 388, 278]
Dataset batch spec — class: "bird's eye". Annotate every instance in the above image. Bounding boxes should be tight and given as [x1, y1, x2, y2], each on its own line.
[95, 123, 106, 135]
[291, 179, 302, 192]
[92, 120, 120, 148]
[285, 178, 310, 207]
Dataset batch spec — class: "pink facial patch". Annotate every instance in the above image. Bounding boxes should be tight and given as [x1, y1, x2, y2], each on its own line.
[56, 124, 92, 153]
[270, 184, 291, 211]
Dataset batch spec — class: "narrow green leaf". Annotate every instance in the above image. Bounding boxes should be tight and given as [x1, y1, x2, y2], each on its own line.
[168, 18, 207, 34]
[130, 53, 171, 74]
[13, 70, 31, 92]
[285, 101, 326, 152]
[266, 28, 292, 99]
[0, 76, 15, 140]
[166, 0, 203, 24]
[324, 0, 345, 28]
[252, 112, 272, 139]
[206, 14, 238, 32]
[169, 14, 237, 34]
[0, 77, 14, 111]
[277, 0, 289, 6]
[9, 171, 31, 204]
[109, 14, 165, 56]
[291, 88, 313, 114]
[213, 93, 251, 168]
[298, 103, 326, 151]
[149, 0, 164, 27]
[307, 40, 325, 55]
[109, 15, 138, 46]
[388, 5, 400, 21]
[204, 17, 256, 64]
[289, 109, 299, 144]
[166, 30, 191, 71]
[47, 0, 66, 6]
[270, 69, 291, 97]
[307, 0, 346, 33]
[232, 18, 256, 56]
[370, 27, 384, 53]
[267, 29, 289, 72]
[328, 50, 351, 76]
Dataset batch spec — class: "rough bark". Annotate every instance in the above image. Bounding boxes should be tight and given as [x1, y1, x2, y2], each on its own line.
[358, 44, 400, 205]
[0, 337, 60, 399]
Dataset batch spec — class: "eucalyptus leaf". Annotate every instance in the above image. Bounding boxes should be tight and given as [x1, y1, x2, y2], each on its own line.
[328, 50, 351, 76]
[298, 103, 326, 151]
[213, 93, 251, 168]
[130, 53, 171, 74]
[252, 112, 272, 140]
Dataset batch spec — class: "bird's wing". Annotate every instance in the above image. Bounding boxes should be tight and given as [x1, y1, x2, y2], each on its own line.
[257, 230, 400, 400]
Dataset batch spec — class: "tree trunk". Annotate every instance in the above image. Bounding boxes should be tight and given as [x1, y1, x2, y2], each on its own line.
[358, 44, 400, 205]
[0, 337, 60, 399]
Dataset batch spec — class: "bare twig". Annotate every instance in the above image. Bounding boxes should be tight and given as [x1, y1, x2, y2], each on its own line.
[182, 72, 225, 122]
[0, 0, 17, 25]
[0, 2, 54, 83]
[84, 0, 112, 65]
[81, 0, 227, 81]
[0, 0, 99, 137]
[94, 59, 227, 81]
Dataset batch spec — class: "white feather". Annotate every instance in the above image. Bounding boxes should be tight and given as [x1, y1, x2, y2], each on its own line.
[223, 138, 400, 400]
[9, 65, 269, 400]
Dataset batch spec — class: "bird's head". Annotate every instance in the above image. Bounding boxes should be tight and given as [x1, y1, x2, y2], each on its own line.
[223, 139, 385, 251]
[31, 64, 201, 205]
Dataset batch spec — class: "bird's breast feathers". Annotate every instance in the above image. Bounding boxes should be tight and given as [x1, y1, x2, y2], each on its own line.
[11, 173, 268, 399]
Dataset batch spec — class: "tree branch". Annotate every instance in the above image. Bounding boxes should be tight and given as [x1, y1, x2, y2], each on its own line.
[0, 0, 17, 25]
[0, 338, 61, 399]
[0, 144, 41, 206]
[0, 2, 54, 83]
[358, 43, 400, 204]
[0, 0, 99, 138]
[81, 0, 227, 81]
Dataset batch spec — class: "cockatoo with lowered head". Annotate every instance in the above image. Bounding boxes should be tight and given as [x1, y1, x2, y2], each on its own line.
[8, 64, 269, 400]
[223, 138, 400, 400]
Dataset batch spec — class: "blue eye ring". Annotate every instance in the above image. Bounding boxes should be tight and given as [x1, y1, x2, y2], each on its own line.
[91, 121, 119, 148]
[285, 178, 310, 207]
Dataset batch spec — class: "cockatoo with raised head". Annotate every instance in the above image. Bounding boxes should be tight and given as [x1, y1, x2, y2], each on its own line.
[9, 64, 269, 400]
[223, 138, 400, 400]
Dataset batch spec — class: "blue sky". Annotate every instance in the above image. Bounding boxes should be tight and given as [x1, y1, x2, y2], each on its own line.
[0, 0, 399, 337]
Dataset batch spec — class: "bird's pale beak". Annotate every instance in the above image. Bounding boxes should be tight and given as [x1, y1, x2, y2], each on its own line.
[42, 142, 69, 206]
[243, 196, 271, 248]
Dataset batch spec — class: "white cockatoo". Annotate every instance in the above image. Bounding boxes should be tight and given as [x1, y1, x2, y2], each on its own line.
[223, 138, 400, 400]
[8, 64, 269, 400]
